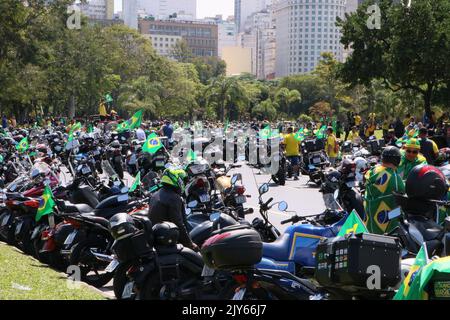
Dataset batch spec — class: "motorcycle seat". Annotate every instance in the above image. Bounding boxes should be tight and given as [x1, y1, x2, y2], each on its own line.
[262, 233, 292, 261]
[64, 202, 93, 214]
[409, 216, 444, 241]
[79, 213, 110, 228]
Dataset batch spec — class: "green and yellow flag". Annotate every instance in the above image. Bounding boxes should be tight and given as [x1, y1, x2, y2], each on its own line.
[116, 120, 130, 133]
[16, 137, 29, 153]
[129, 110, 143, 130]
[337, 210, 368, 237]
[315, 125, 328, 139]
[294, 128, 305, 142]
[186, 149, 197, 162]
[393, 245, 430, 300]
[142, 133, 163, 154]
[129, 171, 141, 193]
[35, 186, 55, 222]
[105, 93, 113, 103]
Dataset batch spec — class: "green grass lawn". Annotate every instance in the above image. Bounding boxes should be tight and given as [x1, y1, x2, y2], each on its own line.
[0, 243, 107, 300]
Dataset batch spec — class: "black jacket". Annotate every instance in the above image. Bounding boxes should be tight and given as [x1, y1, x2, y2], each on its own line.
[148, 186, 194, 249]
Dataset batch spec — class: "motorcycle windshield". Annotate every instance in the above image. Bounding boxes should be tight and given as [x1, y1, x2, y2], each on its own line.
[101, 159, 119, 179]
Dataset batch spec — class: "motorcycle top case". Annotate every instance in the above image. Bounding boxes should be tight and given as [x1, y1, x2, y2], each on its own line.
[112, 230, 153, 263]
[302, 139, 325, 153]
[201, 226, 263, 270]
[315, 233, 401, 289]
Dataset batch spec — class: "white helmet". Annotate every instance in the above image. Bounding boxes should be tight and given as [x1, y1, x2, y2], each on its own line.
[354, 157, 369, 182]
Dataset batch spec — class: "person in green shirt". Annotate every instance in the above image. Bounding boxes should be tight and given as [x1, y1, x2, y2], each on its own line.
[397, 138, 427, 181]
[364, 146, 405, 234]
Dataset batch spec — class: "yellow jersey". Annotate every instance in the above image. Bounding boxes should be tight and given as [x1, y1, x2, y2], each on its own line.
[283, 133, 300, 156]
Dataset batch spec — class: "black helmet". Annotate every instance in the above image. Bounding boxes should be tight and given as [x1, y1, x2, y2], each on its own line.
[109, 213, 138, 240]
[381, 146, 401, 167]
[323, 169, 341, 192]
[152, 222, 179, 247]
[406, 165, 448, 201]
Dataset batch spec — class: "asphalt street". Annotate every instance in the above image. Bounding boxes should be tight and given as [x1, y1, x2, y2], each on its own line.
[97, 163, 326, 298]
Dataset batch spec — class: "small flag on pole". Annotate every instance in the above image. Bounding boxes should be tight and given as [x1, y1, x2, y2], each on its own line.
[142, 133, 163, 154]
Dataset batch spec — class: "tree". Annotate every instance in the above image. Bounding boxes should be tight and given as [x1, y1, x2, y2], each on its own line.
[274, 88, 301, 116]
[337, 0, 450, 118]
[170, 39, 193, 63]
[252, 99, 277, 120]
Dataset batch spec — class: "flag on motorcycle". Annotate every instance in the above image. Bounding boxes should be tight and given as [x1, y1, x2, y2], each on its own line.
[35, 186, 55, 222]
[129, 171, 141, 193]
[337, 210, 368, 237]
[69, 122, 82, 136]
[142, 133, 163, 154]
[16, 137, 29, 153]
[186, 149, 197, 162]
[393, 244, 430, 300]
[129, 110, 143, 130]
[87, 123, 94, 133]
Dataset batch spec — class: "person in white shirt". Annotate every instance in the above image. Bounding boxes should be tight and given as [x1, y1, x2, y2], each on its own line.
[136, 126, 146, 141]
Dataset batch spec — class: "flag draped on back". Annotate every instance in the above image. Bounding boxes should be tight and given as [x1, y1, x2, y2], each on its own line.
[142, 133, 163, 154]
[337, 210, 368, 237]
[36, 186, 55, 222]
[294, 128, 305, 141]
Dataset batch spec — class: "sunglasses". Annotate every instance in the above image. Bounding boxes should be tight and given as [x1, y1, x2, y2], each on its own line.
[406, 149, 418, 155]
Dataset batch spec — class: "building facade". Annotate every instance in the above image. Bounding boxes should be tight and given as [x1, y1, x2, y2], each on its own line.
[234, 0, 269, 32]
[274, 0, 347, 77]
[137, 0, 197, 19]
[76, 0, 114, 20]
[139, 19, 218, 58]
[123, 0, 138, 29]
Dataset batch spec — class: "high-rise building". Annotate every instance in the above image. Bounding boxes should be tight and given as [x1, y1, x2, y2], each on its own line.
[234, 0, 269, 32]
[137, 0, 197, 19]
[139, 19, 218, 57]
[123, 0, 138, 29]
[203, 15, 237, 57]
[274, 0, 347, 77]
[76, 0, 114, 20]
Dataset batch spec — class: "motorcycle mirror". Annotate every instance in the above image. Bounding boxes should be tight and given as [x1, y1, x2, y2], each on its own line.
[121, 187, 129, 194]
[388, 207, 401, 220]
[278, 201, 288, 212]
[210, 212, 220, 222]
[259, 183, 269, 195]
[333, 189, 339, 200]
[187, 200, 198, 208]
[185, 208, 191, 215]
[113, 180, 121, 187]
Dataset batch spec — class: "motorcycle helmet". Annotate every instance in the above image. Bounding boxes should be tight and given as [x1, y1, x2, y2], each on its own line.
[354, 157, 369, 182]
[160, 168, 188, 194]
[109, 212, 138, 241]
[381, 146, 402, 167]
[36, 143, 48, 154]
[152, 222, 179, 246]
[323, 169, 341, 192]
[338, 158, 356, 176]
[406, 165, 448, 201]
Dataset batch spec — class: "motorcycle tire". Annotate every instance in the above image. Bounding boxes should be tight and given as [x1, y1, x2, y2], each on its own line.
[113, 262, 133, 299]
[114, 161, 124, 180]
[69, 239, 113, 288]
[33, 238, 50, 265]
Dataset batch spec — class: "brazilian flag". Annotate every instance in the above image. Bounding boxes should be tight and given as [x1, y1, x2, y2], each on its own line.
[35, 186, 55, 222]
[142, 133, 163, 154]
[394, 245, 430, 300]
[337, 210, 368, 237]
[186, 149, 197, 162]
[129, 110, 143, 130]
[117, 120, 131, 133]
[69, 122, 82, 136]
[315, 125, 327, 139]
[129, 172, 141, 193]
[16, 137, 29, 153]
[294, 128, 305, 142]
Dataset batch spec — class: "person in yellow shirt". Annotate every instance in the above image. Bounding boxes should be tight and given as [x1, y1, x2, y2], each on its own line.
[325, 127, 338, 166]
[347, 126, 362, 145]
[282, 127, 301, 180]
[354, 113, 362, 126]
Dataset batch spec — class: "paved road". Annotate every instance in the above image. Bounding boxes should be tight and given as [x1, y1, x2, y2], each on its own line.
[98, 163, 326, 298]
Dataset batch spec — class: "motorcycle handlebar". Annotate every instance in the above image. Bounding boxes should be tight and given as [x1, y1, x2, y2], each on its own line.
[264, 197, 273, 208]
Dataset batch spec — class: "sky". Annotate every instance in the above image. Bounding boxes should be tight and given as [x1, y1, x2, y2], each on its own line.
[113, 0, 234, 18]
